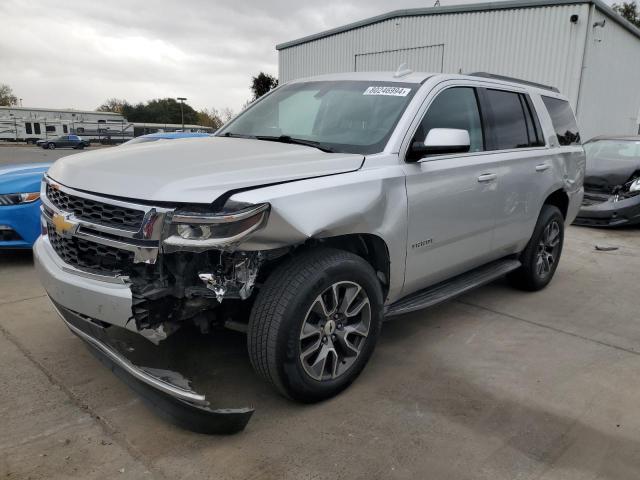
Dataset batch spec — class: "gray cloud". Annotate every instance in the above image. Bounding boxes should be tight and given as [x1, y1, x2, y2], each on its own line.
[0, 0, 615, 113]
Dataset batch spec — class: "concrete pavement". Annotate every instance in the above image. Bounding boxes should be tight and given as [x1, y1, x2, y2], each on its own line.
[0, 226, 639, 479]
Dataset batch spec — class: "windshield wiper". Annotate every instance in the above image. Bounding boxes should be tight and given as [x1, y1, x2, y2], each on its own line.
[255, 135, 335, 153]
[222, 132, 255, 139]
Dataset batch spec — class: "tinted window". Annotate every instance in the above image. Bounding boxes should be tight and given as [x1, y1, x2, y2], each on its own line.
[542, 96, 580, 145]
[25, 123, 32, 134]
[521, 95, 544, 146]
[484, 89, 530, 150]
[34, 123, 41, 135]
[414, 87, 484, 153]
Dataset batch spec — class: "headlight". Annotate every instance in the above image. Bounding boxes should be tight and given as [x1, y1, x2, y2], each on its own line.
[0, 192, 40, 206]
[163, 202, 270, 250]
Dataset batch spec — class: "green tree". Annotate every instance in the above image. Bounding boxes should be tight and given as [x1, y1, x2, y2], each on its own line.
[612, 1, 640, 28]
[0, 84, 18, 106]
[96, 98, 131, 114]
[197, 108, 224, 129]
[250, 72, 278, 100]
[96, 97, 199, 124]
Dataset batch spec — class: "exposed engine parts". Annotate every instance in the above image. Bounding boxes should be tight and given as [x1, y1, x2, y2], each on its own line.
[198, 252, 262, 303]
[127, 248, 288, 343]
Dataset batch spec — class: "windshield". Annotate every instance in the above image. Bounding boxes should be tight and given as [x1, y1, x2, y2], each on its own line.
[584, 140, 640, 161]
[218, 81, 418, 154]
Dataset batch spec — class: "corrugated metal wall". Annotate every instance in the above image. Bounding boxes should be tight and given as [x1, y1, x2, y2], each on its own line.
[577, 6, 640, 137]
[279, 4, 590, 108]
[355, 44, 445, 72]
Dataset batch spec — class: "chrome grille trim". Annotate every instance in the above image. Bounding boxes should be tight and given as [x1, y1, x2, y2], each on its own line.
[42, 175, 172, 241]
[41, 175, 175, 273]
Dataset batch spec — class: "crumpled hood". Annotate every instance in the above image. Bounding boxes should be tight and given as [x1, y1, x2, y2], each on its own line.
[585, 154, 640, 191]
[0, 163, 51, 194]
[47, 137, 364, 203]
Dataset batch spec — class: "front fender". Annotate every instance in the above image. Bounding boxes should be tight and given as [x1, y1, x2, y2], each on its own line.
[231, 166, 408, 303]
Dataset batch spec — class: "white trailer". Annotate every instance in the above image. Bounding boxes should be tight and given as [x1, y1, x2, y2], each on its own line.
[0, 107, 131, 143]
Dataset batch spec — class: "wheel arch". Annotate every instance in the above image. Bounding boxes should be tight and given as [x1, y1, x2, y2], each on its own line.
[314, 233, 391, 299]
[543, 188, 569, 219]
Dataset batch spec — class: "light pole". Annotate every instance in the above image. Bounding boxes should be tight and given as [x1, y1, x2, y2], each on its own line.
[177, 97, 187, 131]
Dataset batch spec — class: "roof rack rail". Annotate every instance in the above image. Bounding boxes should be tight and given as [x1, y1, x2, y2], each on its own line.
[468, 72, 560, 93]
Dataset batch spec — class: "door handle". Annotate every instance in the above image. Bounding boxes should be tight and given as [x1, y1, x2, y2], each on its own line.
[477, 173, 497, 182]
[535, 164, 550, 172]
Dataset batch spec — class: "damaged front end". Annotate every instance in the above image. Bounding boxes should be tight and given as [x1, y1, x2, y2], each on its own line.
[575, 174, 640, 227]
[38, 177, 288, 433]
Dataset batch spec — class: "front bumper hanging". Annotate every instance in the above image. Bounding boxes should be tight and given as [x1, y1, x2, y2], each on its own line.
[51, 302, 254, 434]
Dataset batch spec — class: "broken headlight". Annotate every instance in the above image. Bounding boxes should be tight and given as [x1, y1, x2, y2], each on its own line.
[163, 202, 270, 250]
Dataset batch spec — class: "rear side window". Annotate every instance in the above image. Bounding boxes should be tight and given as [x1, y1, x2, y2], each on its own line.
[482, 89, 543, 150]
[541, 96, 580, 145]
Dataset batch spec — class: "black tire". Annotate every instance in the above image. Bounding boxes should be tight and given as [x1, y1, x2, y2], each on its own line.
[508, 205, 564, 291]
[248, 247, 384, 402]
[75, 144, 85, 149]
[48, 143, 55, 150]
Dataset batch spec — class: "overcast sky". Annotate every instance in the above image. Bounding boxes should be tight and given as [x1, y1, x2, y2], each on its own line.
[0, 0, 616, 113]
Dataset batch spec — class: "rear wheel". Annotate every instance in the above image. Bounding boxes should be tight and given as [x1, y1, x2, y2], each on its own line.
[508, 205, 564, 291]
[48, 143, 55, 150]
[247, 248, 383, 402]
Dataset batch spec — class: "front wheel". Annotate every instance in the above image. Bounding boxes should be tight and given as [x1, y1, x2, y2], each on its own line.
[508, 205, 564, 291]
[248, 248, 383, 402]
[47, 143, 55, 150]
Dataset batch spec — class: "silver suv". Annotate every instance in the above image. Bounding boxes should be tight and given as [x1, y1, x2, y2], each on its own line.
[34, 72, 585, 433]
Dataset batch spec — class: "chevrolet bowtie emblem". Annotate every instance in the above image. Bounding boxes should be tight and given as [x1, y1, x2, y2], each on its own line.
[52, 213, 78, 238]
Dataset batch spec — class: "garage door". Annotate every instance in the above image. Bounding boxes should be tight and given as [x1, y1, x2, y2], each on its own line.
[354, 44, 444, 73]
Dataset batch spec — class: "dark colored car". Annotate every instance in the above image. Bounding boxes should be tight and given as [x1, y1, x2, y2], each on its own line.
[36, 135, 90, 150]
[574, 136, 640, 227]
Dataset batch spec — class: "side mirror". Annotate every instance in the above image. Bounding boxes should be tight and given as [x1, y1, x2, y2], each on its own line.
[409, 128, 471, 160]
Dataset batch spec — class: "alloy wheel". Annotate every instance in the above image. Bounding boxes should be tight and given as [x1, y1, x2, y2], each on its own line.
[535, 220, 561, 278]
[299, 281, 371, 381]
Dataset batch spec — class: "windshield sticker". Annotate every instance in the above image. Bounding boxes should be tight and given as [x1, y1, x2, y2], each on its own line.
[363, 86, 412, 97]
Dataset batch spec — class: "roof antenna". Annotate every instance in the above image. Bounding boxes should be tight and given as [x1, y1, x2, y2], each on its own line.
[394, 63, 413, 78]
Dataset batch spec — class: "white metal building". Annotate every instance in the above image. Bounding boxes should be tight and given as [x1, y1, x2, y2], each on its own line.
[277, 0, 640, 139]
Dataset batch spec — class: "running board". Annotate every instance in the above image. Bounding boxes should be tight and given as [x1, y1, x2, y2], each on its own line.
[385, 258, 521, 318]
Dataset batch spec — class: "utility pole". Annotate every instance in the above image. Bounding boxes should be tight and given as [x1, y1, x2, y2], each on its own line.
[177, 97, 187, 131]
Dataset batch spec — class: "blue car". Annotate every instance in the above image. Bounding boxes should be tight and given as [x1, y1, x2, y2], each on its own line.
[123, 131, 211, 145]
[0, 163, 51, 249]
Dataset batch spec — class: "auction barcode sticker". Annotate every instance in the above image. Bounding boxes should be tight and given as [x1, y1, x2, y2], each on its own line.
[363, 86, 412, 97]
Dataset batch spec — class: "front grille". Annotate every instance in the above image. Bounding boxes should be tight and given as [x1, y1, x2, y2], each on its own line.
[46, 184, 145, 231]
[47, 224, 134, 275]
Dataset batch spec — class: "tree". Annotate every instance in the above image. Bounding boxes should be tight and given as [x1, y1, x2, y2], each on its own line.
[250, 72, 278, 100]
[612, 1, 640, 28]
[96, 97, 198, 124]
[96, 98, 131, 114]
[0, 84, 18, 106]
[197, 108, 224, 129]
